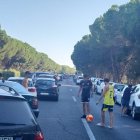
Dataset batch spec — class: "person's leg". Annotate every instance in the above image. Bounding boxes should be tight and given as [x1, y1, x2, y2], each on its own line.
[86, 102, 90, 114]
[97, 104, 106, 126]
[121, 105, 124, 116]
[81, 103, 86, 118]
[83, 103, 86, 115]
[109, 111, 113, 128]
[101, 110, 105, 126]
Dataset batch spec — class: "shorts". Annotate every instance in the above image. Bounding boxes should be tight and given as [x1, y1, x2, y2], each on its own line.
[121, 99, 129, 108]
[81, 96, 90, 103]
[102, 104, 114, 112]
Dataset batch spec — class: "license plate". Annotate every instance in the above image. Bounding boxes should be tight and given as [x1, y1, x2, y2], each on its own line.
[40, 93, 49, 95]
[0, 137, 13, 140]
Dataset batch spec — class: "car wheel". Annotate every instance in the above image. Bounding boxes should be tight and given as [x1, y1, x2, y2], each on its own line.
[131, 104, 138, 120]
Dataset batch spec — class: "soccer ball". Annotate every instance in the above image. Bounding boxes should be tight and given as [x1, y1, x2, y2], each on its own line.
[86, 114, 94, 122]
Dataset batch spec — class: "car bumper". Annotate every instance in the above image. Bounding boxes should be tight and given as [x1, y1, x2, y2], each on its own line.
[37, 93, 59, 100]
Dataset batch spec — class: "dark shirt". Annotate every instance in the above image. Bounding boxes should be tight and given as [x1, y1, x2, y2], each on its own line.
[80, 79, 92, 97]
[122, 87, 132, 101]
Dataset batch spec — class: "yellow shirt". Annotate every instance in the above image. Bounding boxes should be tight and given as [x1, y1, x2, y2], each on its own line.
[103, 85, 114, 106]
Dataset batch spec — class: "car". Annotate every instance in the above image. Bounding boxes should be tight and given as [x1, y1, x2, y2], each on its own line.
[35, 78, 60, 101]
[37, 74, 55, 79]
[0, 80, 39, 118]
[8, 77, 37, 96]
[33, 72, 51, 83]
[94, 78, 104, 94]
[115, 84, 128, 104]
[0, 88, 44, 140]
[128, 84, 140, 120]
[76, 76, 83, 85]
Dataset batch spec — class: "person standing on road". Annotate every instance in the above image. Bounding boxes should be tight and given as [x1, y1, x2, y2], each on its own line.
[96, 78, 114, 128]
[22, 71, 30, 89]
[77, 74, 93, 118]
[121, 84, 132, 116]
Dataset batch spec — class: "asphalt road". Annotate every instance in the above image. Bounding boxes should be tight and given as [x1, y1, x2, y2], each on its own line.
[37, 78, 140, 140]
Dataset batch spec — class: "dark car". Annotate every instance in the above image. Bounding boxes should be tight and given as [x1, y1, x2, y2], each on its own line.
[35, 78, 60, 101]
[0, 80, 39, 118]
[0, 88, 44, 140]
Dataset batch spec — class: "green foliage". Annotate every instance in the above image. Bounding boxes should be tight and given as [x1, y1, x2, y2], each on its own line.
[2, 71, 15, 80]
[71, 0, 140, 82]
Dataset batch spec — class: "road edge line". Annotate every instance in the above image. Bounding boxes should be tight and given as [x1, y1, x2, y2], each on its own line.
[72, 96, 77, 102]
[81, 119, 96, 140]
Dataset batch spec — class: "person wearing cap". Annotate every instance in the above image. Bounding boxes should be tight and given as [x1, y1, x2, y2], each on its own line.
[22, 71, 30, 89]
[121, 84, 132, 116]
[96, 78, 114, 128]
[77, 74, 93, 118]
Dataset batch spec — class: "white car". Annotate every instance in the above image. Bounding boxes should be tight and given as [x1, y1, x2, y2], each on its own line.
[76, 76, 83, 85]
[95, 78, 104, 94]
[8, 77, 37, 96]
[115, 84, 128, 104]
[129, 84, 140, 120]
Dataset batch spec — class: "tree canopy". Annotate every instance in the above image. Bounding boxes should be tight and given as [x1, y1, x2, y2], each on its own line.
[71, 0, 140, 83]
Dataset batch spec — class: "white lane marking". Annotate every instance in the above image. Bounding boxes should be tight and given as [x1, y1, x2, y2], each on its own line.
[81, 119, 96, 140]
[72, 96, 77, 102]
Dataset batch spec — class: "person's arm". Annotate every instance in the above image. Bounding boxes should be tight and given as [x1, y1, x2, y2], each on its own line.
[96, 85, 109, 105]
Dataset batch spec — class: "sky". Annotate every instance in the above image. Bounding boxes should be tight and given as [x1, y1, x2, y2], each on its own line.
[0, 0, 130, 67]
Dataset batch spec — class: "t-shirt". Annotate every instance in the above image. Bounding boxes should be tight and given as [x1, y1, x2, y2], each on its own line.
[122, 87, 132, 101]
[80, 79, 92, 97]
[103, 85, 114, 106]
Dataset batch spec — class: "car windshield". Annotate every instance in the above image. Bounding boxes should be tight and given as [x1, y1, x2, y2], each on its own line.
[8, 79, 33, 87]
[114, 84, 125, 91]
[3, 82, 30, 95]
[36, 72, 50, 77]
[38, 74, 54, 79]
[36, 80, 54, 86]
[0, 99, 35, 126]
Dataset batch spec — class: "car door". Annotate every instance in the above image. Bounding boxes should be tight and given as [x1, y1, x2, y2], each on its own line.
[129, 86, 139, 107]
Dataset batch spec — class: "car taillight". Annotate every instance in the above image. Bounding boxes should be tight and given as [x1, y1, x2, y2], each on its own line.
[32, 98, 38, 109]
[34, 132, 44, 140]
[28, 88, 36, 92]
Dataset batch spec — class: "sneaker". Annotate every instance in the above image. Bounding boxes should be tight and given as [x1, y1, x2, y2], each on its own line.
[81, 115, 86, 118]
[96, 123, 105, 127]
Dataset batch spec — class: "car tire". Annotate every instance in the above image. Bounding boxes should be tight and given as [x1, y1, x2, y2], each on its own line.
[131, 104, 138, 120]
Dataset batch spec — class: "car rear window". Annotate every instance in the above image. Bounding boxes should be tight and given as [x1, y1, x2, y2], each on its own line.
[0, 99, 35, 125]
[8, 79, 33, 87]
[36, 80, 54, 86]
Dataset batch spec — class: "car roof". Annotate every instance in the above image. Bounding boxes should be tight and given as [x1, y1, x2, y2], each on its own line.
[36, 78, 55, 81]
[8, 77, 32, 81]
